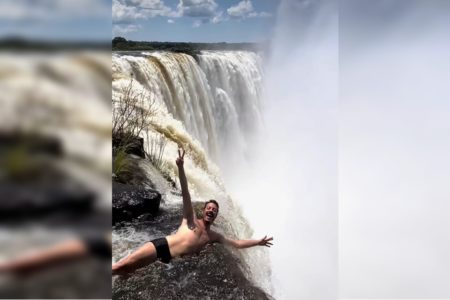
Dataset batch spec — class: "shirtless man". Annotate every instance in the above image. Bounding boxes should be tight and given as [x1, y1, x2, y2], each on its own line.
[112, 148, 273, 275]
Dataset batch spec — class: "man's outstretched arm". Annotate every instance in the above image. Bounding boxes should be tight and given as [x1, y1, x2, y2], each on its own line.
[176, 148, 195, 224]
[215, 233, 273, 249]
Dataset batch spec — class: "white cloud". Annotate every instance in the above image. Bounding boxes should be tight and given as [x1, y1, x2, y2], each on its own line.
[178, 0, 218, 18]
[130, 0, 177, 17]
[112, 0, 239, 26]
[227, 0, 272, 19]
[248, 11, 272, 18]
[211, 11, 225, 24]
[113, 0, 179, 23]
[113, 0, 145, 23]
[111, 0, 272, 28]
[113, 24, 142, 34]
[227, 0, 253, 18]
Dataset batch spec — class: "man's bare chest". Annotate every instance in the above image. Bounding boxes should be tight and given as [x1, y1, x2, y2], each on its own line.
[178, 225, 210, 247]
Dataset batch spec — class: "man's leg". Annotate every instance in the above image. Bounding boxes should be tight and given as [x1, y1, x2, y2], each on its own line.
[112, 242, 158, 275]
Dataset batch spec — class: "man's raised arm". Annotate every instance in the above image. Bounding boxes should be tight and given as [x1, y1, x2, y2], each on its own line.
[214, 233, 274, 249]
[176, 148, 195, 224]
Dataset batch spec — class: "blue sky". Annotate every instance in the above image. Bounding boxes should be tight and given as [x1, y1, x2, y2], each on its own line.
[113, 0, 281, 42]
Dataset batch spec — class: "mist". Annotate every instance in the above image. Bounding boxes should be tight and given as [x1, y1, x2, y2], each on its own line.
[226, 0, 338, 299]
[340, 0, 450, 298]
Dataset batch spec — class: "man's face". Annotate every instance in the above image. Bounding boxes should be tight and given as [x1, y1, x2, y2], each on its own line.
[203, 203, 218, 223]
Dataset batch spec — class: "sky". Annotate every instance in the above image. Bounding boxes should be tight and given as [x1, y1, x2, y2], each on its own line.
[0, 0, 279, 43]
[112, 0, 280, 42]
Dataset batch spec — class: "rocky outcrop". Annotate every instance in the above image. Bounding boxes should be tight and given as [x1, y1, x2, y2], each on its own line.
[112, 154, 155, 189]
[113, 182, 161, 224]
[113, 135, 145, 159]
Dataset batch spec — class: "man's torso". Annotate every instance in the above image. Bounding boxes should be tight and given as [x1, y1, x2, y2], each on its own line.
[166, 219, 217, 257]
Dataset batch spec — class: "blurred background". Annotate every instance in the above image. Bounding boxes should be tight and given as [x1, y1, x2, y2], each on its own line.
[340, 0, 450, 298]
[0, 0, 112, 298]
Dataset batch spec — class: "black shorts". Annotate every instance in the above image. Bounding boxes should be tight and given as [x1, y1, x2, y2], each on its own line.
[150, 237, 172, 263]
[82, 235, 111, 259]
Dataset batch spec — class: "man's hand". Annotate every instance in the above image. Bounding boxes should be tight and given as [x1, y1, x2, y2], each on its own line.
[214, 232, 275, 249]
[258, 236, 274, 247]
[176, 147, 185, 167]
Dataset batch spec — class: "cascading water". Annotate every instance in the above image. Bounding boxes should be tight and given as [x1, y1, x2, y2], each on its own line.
[112, 50, 272, 295]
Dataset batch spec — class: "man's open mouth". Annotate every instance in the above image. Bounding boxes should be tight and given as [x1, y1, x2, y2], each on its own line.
[206, 212, 214, 218]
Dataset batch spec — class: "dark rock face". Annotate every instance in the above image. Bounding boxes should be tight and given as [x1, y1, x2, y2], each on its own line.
[113, 135, 145, 159]
[113, 204, 272, 300]
[113, 155, 155, 189]
[113, 182, 161, 224]
[125, 137, 145, 158]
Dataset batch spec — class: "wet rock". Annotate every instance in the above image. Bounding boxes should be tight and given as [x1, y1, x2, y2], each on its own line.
[113, 182, 161, 224]
[113, 244, 270, 300]
[113, 135, 145, 158]
[113, 153, 156, 189]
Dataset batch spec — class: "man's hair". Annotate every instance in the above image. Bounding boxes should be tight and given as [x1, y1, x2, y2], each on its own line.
[204, 199, 219, 210]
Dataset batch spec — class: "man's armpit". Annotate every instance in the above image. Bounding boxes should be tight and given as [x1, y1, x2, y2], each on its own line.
[188, 222, 197, 230]
[210, 231, 224, 244]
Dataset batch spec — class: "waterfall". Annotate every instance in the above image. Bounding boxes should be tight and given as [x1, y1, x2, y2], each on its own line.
[113, 51, 262, 170]
[112, 50, 271, 293]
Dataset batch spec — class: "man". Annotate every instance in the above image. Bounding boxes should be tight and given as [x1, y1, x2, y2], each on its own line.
[112, 148, 273, 275]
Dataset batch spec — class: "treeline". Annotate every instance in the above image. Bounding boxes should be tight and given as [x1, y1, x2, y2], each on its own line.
[0, 36, 262, 53]
[112, 37, 262, 55]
